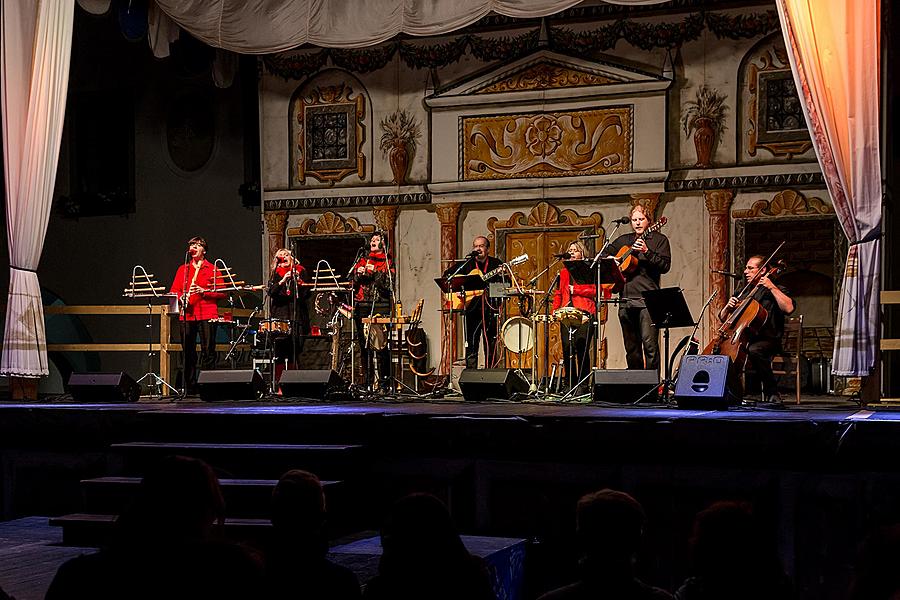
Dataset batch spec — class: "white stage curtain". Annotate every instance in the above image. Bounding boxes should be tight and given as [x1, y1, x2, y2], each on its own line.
[152, 0, 588, 52]
[1, 0, 75, 377]
[776, 0, 882, 377]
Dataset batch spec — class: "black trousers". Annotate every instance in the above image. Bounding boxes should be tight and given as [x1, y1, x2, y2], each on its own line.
[618, 306, 660, 371]
[747, 338, 781, 396]
[181, 320, 217, 392]
[354, 315, 390, 387]
[561, 319, 595, 388]
[464, 306, 499, 369]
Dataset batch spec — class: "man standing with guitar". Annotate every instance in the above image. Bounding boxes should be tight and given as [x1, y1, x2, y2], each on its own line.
[170, 236, 225, 394]
[609, 205, 671, 371]
[443, 236, 505, 369]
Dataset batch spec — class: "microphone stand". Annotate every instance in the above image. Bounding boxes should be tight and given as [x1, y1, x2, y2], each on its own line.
[592, 222, 625, 371]
[540, 269, 562, 397]
[381, 232, 398, 395]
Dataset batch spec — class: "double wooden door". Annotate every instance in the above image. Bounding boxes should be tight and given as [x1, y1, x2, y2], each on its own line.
[502, 229, 581, 378]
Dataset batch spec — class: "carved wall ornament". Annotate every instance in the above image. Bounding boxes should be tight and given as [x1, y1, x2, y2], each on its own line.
[681, 85, 728, 168]
[732, 189, 833, 218]
[477, 62, 618, 94]
[292, 211, 376, 236]
[463, 107, 632, 181]
[372, 205, 399, 234]
[292, 83, 366, 186]
[264, 211, 288, 235]
[746, 46, 812, 158]
[379, 109, 421, 186]
[487, 201, 604, 241]
[630, 193, 662, 222]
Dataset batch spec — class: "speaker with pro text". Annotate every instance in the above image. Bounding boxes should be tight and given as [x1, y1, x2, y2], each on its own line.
[197, 370, 265, 401]
[458, 368, 530, 401]
[278, 369, 344, 399]
[67, 372, 140, 403]
[592, 369, 659, 404]
[674, 355, 735, 409]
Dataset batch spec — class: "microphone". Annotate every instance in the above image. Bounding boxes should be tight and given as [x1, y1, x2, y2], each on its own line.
[613, 216, 631, 224]
[579, 234, 602, 239]
[466, 250, 479, 258]
[711, 269, 742, 279]
[553, 252, 572, 259]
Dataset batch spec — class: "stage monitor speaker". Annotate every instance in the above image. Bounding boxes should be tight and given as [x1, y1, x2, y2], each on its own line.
[674, 355, 735, 409]
[198, 370, 265, 402]
[67, 372, 140, 403]
[278, 369, 344, 399]
[458, 368, 529, 401]
[592, 369, 659, 404]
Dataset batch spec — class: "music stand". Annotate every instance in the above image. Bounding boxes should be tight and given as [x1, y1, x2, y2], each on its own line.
[435, 273, 486, 375]
[122, 266, 180, 399]
[641, 287, 695, 403]
[556, 258, 624, 402]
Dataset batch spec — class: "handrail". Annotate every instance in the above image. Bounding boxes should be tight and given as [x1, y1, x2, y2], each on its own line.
[39, 305, 255, 383]
[881, 292, 900, 352]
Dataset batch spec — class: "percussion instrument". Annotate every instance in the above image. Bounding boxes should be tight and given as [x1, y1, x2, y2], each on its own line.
[553, 307, 590, 328]
[258, 319, 291, 335]
[501, 316, 535, 354]
[533, 313, 558, 323]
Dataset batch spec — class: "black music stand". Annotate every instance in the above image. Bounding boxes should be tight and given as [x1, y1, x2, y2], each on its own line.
[642, 287, 695, 403]
[435, 273, 487, 374]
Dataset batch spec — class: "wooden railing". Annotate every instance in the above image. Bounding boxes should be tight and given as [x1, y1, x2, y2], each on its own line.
[43, 305, 255, 384]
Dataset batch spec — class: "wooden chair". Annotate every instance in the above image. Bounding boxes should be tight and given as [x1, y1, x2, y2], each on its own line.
[771, 314, 804, 404]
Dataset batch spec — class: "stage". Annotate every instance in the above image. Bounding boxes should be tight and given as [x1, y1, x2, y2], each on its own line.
[0, 392, 897, 599]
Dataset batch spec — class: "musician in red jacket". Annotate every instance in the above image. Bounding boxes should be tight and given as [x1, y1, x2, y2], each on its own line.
[351, 233, 393, 389]
[267, 248, 309, 383]
[170, 236, 225, 394]
[553, 241, 597, 390]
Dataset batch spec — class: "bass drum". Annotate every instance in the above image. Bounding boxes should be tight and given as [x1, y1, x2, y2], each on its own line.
[501, 316, 535, 354]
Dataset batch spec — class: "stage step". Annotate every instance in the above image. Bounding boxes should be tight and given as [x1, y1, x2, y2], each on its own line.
[110, 441, 367, 480]
[80, 476, 347, 518]
[49, 513, 275, 548]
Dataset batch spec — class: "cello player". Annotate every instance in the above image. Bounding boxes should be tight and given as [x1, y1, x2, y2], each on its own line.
[718, 255, 796, 404]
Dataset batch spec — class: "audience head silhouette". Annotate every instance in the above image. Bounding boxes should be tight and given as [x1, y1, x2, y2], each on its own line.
[576, 488, 646, 572]
[849, 523, 900, 600]
[271, 469, 327, 542]
[115, 454, 225, 546]
[676, 500, 791, 600]
[364, 493, 494, 600]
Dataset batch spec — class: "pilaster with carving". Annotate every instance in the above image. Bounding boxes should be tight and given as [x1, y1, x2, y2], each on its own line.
[372, 205, 399, 257]
[630, 193, 661, 221]
[704, 190, 735, 338]
[435, 203, 462, 375]
[264, 211, 288, 266]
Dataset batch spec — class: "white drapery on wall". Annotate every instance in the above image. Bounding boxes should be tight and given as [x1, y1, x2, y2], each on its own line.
[1, 0, 75, 377]
[776, 0, 882, 377]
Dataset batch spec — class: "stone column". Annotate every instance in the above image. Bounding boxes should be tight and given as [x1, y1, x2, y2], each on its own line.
[435, 203, 462, 375]
[263, 211, 288, 266]
[704, 190, 735, 340]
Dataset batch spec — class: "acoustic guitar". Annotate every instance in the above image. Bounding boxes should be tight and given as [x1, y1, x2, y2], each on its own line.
[612, 216, 668, 274]
[443, 254, 528, 311]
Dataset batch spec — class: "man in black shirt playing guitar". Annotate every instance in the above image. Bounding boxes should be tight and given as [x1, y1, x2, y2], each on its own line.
[443, 236, 505, 369]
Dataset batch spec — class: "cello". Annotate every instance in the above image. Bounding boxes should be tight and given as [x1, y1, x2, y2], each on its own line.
[703, 249, 786, 394]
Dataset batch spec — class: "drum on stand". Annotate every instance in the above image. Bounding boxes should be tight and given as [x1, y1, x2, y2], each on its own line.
[258, 319, 292, 335]
[502, 316, 535, 354]
[553, 307, 590, 328]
